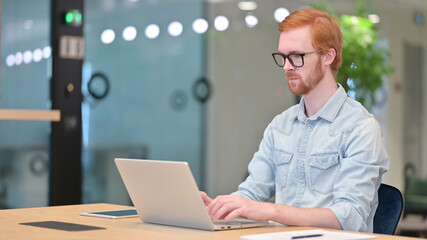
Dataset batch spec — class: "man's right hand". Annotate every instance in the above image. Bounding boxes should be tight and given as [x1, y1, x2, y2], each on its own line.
[200, 191, 213, 206]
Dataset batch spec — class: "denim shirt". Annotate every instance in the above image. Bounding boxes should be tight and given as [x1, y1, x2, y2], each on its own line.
[233, 85, 390, 232]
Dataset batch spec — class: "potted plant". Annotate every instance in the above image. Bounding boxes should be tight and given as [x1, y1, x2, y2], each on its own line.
[313, 0, 393, 109]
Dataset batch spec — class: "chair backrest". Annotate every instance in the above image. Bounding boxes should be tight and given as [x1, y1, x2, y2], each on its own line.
[373, 183, 403, 235]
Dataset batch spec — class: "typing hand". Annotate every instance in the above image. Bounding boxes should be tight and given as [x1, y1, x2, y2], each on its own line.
[207, 195, 273, 222]
[200, 191, 213, 206]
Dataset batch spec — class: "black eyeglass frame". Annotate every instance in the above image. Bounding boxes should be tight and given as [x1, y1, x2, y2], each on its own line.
[271, 51, 318, 68]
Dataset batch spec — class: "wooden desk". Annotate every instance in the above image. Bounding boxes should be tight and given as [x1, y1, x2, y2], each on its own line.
[0, 203, 420, 240]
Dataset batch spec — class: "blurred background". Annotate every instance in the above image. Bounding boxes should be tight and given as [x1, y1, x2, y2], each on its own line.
[1, 0, 426, 236]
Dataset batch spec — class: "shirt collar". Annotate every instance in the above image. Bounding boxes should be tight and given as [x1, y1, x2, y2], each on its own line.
[294, 83, 347, 123]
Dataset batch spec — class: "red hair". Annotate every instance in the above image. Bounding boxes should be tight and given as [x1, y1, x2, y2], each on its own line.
[278, 8, 342, 77]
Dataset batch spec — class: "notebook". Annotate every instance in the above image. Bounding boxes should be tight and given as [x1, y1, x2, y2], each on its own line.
[114, 158, 269, 231]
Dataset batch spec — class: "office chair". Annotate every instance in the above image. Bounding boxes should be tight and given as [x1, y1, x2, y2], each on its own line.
[373, 183, 403, 235]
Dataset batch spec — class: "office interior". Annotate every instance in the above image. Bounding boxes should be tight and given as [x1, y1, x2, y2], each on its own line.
[0, 0, 426, 236]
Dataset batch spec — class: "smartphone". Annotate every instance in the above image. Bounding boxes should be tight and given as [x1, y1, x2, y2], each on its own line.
[80, 209, 138, 219]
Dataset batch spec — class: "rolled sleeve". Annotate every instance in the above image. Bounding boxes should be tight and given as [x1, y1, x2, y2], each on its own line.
[329, 117, 389, 232]
[329, 200, 367, 231]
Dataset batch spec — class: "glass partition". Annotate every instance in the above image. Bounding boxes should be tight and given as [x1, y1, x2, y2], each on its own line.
[0, 0, 51, 208]
[82, 0, 206, 205]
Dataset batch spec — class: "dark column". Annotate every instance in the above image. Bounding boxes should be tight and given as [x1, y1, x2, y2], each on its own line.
[49, 0, 84, 205]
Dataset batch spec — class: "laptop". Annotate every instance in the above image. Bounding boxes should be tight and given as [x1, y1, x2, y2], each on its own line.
[114, 158, 269, 231]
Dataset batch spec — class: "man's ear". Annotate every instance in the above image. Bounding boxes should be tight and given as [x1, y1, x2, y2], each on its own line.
[324, 48, 336, 66]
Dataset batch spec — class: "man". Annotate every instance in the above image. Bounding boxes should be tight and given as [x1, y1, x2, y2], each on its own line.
[201, 8, 389, 232]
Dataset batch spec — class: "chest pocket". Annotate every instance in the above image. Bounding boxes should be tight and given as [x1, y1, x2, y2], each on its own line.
[274, 150, 293, 189]
[309, 153, 340, 194]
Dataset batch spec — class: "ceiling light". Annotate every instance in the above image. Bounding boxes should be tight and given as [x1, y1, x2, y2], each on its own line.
[33, 48, 43, 62]
[43, 46, 52, 59]
[145, 24, 160, 39]
[192, 18, 208, 34]
[214, 16, 229, 31]
[123, 26, 137, 41]
[23, 50, 32, 64]
[101, 29, 115, 44]
[245, 14, 258, 28]
[274, 8, 290, 22]
[238, 1, 257, 11]
[168, 21, 183, 37]
[369, 14, 380, 24]
[6, 54, 15, 67]
[23, 20, 34, 30]
[15, 52, 23, 65]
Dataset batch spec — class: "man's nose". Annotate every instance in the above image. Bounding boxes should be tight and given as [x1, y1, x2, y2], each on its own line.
[283, 57, 294, 71]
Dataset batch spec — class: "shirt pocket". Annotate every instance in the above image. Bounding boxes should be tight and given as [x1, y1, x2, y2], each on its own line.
[309, 153, 340, 194]
[274, 150, 293, 189]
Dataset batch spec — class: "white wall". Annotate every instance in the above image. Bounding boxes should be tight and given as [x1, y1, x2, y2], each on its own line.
[205, 1, 295, 196]
[375, 2, 427, 190]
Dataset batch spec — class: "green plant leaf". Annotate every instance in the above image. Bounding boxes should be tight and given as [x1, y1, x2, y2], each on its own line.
[313, 0, 393, 110]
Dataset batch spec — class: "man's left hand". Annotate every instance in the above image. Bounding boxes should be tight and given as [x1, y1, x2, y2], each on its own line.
[206, 195, 274, 221]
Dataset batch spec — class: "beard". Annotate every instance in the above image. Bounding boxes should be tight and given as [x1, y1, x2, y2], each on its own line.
[286, 56, 325, 95]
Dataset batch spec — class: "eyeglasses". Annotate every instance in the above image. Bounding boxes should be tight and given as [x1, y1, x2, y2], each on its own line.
[271, 51, 318, 68]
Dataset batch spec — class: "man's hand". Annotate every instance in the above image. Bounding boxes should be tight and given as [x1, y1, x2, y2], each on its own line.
[206, 195, 274, 221]
[200, 191, 213, 206]
[201, 193, 341, 230]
